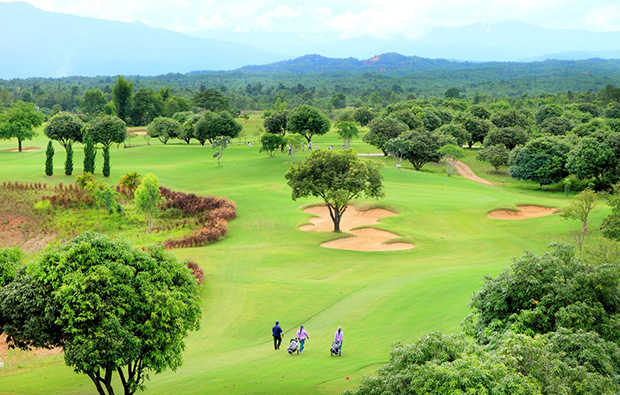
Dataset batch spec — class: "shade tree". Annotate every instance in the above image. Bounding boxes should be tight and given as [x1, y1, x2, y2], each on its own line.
[263, 111, 288, 135]
[0, 101, 44, 152]
[147, 117, 182, 145]
[509, 136, 570, 186]
[400, 131, 442, 171]
[260, 133, 285, 157]
[477, 144, 509, 172]
[363, 117, 409, 155]
[44, 113, 84, 175]
[286, 105, 331, 143]
[285, 150, 384, 232]
[483, 126, 529, 150]
[335, 120, 359, 149]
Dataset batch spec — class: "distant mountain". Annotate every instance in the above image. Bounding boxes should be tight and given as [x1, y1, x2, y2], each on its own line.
[0, 2, 280, 79]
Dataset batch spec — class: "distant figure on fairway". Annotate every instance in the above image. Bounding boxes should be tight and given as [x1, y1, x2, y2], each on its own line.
[308, 142, 312, 151]
[296, 325, 310, 353]
[272, 321, 283, 350]
[334, 327, 343, 353]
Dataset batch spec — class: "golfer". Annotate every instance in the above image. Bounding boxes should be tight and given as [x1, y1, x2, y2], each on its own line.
[334, 327, 343, 353]
[296, 325, 310, 353]
[272, 321, 283, 350]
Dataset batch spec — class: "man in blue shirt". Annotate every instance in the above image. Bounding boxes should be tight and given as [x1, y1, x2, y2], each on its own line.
[272, 321, 283, 350]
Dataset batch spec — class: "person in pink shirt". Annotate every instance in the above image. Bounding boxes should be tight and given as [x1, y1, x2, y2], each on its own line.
[296, 325, 310, 353]
[334, 327, 343, 353]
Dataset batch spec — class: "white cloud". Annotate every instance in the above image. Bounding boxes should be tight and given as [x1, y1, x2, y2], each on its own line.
[582, 4, 620, 31]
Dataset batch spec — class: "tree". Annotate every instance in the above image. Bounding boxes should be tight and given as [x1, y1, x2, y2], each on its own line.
[0, 232, 201, 395]
[112, 76, 133, 123]
[285, 133, 304, 163]
[567, 134, 619, 190]
[353, 108, 374, 127]
[330, 92, 346, 109]
[212, 135, 230, 167]
[83, 138, 96, 174]
[119, 171, 142, 197]
[263, 111, 288, 135]
[401, 131, 442, 171]
[539, 116, 573, 136]
[192, 88, 230, 112]
[535, 104, 563, 125]
[81, 89, 107, 118]
[135, 173, 161, 229]
[0, 247, 22, 287]
[444, 87, 462, 99]
[461, 115, 492, 147]
[561, 189, 597, 254]
[438, 144, 465, 177]
[285, 150, 384, 232]
[287, 105, 331, 143]
[363, 117, 409, 155]
[601, 189, 620, 240]
[436, 124, 470, 147]
[509, 137, 570, 186]
[193, 111, 241, 145]
[483, 127, 528, 149]
[44, 113, 83, 175]
[384, 137, 413, 168]
[45, 141, 54, 176]
[335, 121, 359, 149]
[65, 142, 73, 176]
[131, 88, 163, 126]
[86, 116, 127, 177]
[260, 133, 285, 157]
[477, 144, 509, 172]
[147, 117, 182, 145]
[490, 109, 529, 128]
[0, 101, 44, 152]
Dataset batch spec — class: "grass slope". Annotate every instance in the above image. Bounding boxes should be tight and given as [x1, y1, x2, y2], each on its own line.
[0, 124, 607, 394]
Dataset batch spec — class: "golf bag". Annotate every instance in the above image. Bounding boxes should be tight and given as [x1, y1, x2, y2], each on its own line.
[288, 338, 299, 354]
[330, 340, 342, 356]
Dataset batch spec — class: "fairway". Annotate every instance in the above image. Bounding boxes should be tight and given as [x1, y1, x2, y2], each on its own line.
[0, 129, 603, 394]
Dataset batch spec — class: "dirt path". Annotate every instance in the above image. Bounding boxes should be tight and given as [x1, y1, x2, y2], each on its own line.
[455, 161, 492, 186]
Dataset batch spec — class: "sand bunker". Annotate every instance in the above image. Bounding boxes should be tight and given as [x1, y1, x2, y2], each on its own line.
[8, 147, 41, 152]
[300, 205, 414, 251]
[488, 205, 557, 220]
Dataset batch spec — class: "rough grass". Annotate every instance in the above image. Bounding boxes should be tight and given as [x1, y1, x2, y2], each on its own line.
[0, 122, 608, 394]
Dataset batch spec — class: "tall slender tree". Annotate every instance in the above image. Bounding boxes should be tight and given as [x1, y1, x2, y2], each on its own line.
[45, 141, 54, 176]
[112, 76, 133, 124]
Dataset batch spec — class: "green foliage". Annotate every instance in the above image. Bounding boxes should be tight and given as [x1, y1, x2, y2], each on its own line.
[102, 146, 110, 177]
[285, 150, 384, 232]
[83, 137, 96, 174]
[384, 136, 413, 168]
[436, 123, 470, 147]
[334, 120, 359, 149]
[491, 109, 530, 129]
[259, 133, 285, 157]
[601, 188, 620, 240]
[286, 105, 330, 143]
[535, 104, 563, 125]
[45, 141, 54, 176]
[0, 232, 201, 395]
[484, 127, 529, 150]
[560, 189, 597, 252]
[438, 144, 465, 177]
[192, 88, 230, 112]
[353, 107, 374, 126]
[135, 173, 161, 228]
[567, 133, 620, 190]
[212, 135, 230, 167]
[119, 171, 142, 197]
[263, 111, 288, 135]
[460, 115, 492, 147]
[81, 89, 107, 118]
[284, 133, 304, 163]
[400, 130, 442, 171]
[76, 172, 95, 189]
[44, 113, 84, 148]
[112, 75, 133, 123]
[363, 116, 409, 155]
[0, 101, 44, 151]
[147, 116, 182, 145]
[477, 144, 510, 171]
[193, 111, 241, 145]
[509, 137, 570, 186]
[0, 247, 22, 287]
[86, 115, 127, 148]
[64, 142, 73, 176]
[539, 116, 573, 136]
[131, 87, 163, 126]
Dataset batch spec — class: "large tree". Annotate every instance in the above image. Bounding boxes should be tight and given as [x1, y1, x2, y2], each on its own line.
[112, 76, 133, 124]
[81, 89, 107, 118]
[285, 150, 384, 232]
[401, 130, 442, 171]
[44, 113, 84, 175]
[286, 105, 331, 143]
[0, 232, 201, 395]
[509, 136, 570, 186]
[132, 88, 163, 126]
[263, 111, 288, 135]
[147, 117, 182, 145]
[483, 126, 529, 150]
[0, 101, 44, 152]
[363, 117, 409, 155]
[193, 111, 241, 145]
[567, 133, 620, 190]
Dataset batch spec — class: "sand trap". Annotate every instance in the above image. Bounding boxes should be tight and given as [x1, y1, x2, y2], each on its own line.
[488, 205, 557, 220]
[300, 205, 414, 251]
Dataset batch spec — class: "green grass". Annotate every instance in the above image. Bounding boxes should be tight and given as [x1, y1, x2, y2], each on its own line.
[0, 124, 610, 394]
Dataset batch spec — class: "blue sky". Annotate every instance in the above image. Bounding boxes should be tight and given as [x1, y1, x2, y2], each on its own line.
[4, 0, 620, 42]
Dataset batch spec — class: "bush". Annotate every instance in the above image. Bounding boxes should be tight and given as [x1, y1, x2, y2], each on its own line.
[0, 247, 22, 286]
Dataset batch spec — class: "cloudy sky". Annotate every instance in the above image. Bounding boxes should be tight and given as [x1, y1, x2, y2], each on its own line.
[4, 0, 620, 42]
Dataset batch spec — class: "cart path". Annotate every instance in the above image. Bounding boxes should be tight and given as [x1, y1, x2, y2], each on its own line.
[455, 161, 493, 186]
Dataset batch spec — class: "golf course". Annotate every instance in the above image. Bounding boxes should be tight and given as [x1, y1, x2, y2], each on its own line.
[0, 120, 605, 394]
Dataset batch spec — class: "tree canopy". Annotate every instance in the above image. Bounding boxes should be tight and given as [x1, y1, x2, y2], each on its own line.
[0, 101, 44, 152]
[147, 116, 182, 145]
[285, 150, 384, 232]
[44, 112, 84, 148]
[86, 115, 127, 148]
[286, 105, 331, 143]
[0, 232, 201, 395]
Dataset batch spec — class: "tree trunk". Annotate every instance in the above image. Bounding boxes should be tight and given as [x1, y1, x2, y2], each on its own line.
[18, 138, 22, 152]
[88, 373, 107, 395]
[103, 368, 115, 395]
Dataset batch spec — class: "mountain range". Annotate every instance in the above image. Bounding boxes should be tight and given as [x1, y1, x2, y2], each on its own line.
[2, 1, 620, 79]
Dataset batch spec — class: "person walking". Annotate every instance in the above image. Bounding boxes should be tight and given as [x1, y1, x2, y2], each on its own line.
[334, 326, 343, 354]
[272, 321, 283, 350]
[296, 325, 310, 353]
